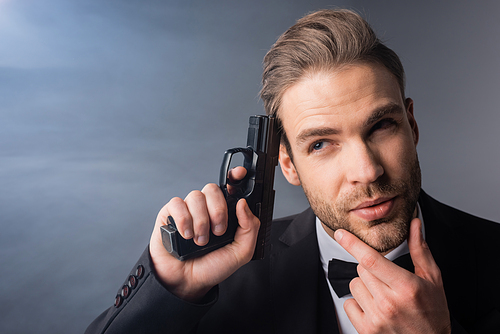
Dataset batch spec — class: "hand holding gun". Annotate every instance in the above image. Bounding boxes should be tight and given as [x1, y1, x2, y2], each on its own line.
[148, 115, 279, 302]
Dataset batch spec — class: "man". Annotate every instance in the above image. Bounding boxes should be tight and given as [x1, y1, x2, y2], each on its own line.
[86, 9, 500, 334]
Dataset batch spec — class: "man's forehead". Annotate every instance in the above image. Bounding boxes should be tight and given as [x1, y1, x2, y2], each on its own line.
[279, 63, 404, 133]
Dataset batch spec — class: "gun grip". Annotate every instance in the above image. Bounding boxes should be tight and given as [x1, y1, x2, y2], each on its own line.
[161, 215, 235, 261]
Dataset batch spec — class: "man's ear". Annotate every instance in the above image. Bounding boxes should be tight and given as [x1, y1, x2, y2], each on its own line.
[279, 144, 301, 186]
[405, 98, 419, 146]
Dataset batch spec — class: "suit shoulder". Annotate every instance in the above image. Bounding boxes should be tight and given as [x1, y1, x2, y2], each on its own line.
[270, 208, 314, 240]
[420, 190, 500, 233]
[268, 214, 297, 247]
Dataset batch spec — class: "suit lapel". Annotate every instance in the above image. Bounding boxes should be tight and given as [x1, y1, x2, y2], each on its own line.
[270, 208, 339, 334]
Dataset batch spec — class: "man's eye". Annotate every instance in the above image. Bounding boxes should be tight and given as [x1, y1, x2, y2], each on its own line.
[372, 119, 397, 132]
[312, 141, 326, 151]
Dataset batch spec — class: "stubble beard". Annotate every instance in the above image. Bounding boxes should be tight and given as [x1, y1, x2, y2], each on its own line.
[303, 154, 422, 253]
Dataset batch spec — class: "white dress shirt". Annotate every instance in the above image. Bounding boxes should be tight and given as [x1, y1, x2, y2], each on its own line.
[316, 204, 425, 334]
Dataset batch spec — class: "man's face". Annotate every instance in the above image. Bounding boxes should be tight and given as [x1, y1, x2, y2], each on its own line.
[278, 62, 421, 254]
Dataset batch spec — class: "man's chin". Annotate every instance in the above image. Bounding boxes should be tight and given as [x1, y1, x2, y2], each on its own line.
[350, 220, 410, 254]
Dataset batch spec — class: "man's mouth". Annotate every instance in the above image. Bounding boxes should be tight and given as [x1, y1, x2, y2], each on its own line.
[350, 197, 396, 221]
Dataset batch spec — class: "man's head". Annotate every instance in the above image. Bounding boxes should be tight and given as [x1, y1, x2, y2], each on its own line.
[261, 9, 406, 154]
[261, 9, 421, 253]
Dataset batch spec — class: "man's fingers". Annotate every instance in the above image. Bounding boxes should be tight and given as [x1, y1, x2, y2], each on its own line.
[334, 229, 390, 278]
[228, 166, 247, 183]
[335, 219, 442, 287]
[149, 186, 259, 303]
[408, 218, 442, 284]
[229, 199, 260, 262]
[197, 199, 259, 275]
[349, 275, 375, 313]
[334, 229, 412, 287]
[184, 190, 210, 245]
[355, 264, 390, 300]
[235, 198, 260, 237]
[202, 183, 228, 236]
[227, 166, 248, 195]
[343, 297, 366, 333]
[334, 229, 380, 270]
[165, 197, 194, 240]
[335, 221, 450, 333]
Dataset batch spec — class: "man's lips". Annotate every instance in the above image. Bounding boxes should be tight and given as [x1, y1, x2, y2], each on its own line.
[350, 197, 396, 221]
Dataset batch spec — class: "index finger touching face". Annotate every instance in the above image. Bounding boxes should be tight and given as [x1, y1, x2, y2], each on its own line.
[334, 229, 403, 283]
[334, 229, 382, 267]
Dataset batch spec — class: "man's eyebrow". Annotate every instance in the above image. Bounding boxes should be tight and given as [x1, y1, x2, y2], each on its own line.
[296, 127, 340, 146]
[364, 103, 405, 127]
[294, 103, 404, 146]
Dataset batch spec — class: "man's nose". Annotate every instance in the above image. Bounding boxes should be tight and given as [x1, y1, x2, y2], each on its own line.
[345, 141, 384, 185]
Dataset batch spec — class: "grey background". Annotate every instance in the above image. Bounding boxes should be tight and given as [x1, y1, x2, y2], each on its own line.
[1, 0, 499, 333]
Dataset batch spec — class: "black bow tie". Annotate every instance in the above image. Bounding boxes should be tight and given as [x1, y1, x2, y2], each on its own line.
[328, 253, 414, 298]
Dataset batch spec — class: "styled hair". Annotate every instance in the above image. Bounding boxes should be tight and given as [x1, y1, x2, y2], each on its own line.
[260, 9, 406, 156]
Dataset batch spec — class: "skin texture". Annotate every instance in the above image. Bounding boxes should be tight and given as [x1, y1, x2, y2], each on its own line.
[278, 62, 421, 254]
[335, 219, 450, 334]
[278, 62, 450, 333]
[149, 167, 260, 302]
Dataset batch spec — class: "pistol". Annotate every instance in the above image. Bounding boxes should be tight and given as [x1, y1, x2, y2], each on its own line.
[161, 115, 279, 261]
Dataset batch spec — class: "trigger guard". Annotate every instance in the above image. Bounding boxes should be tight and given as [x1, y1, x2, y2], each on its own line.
[219, 147, 256, 199]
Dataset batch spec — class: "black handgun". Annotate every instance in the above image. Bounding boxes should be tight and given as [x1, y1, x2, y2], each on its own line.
[161, 115, 279, 261]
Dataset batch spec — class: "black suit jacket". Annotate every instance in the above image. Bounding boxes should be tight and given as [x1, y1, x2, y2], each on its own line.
[86, 191, 500, 333]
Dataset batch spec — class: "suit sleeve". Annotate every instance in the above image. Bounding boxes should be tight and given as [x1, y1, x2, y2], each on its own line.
[85, 247, 218, 334]
[450, 315, 469, 334]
